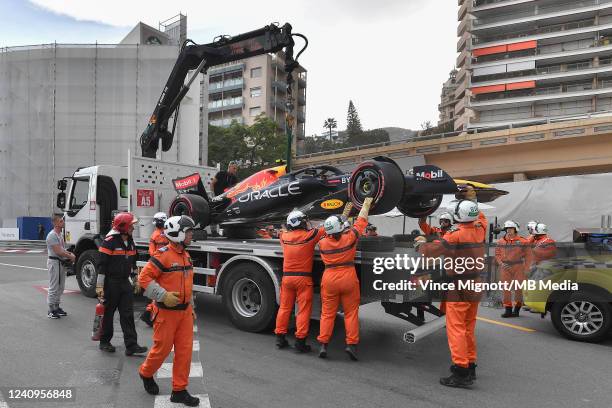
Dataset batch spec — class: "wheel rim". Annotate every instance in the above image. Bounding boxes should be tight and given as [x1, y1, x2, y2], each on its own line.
[81, 261, 96, 290]
[231, 278, 262, 318]
[560, 301, 604, 336]
[353, 169, 380, 203]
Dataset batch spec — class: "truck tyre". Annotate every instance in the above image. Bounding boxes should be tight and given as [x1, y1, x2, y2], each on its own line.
[169, 194, 210, 227]
[76, 249, 100, 298]
[357, 236, 395, 252]
[222, 263, 277, 332]
[550, 291, 612, 343]
[349, 159, 404, 215]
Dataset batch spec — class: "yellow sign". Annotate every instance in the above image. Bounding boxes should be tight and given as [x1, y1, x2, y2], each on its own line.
[321, 199, 344, 210]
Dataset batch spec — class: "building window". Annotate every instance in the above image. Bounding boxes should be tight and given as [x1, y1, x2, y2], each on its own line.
[250, 87, 262, 98]
[250, 106, 261, 116]
[250, 67, 262, 78]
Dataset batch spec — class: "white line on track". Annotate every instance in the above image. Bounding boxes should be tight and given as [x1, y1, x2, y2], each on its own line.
[0, 262, 46, 270]
[156, 362, 203, 379]
[154, 394, 211, 408]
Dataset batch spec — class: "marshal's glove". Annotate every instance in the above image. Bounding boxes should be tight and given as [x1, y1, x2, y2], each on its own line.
[359, 197, 374, 219]
[162, 291, 181, 308]
[95, 286, 104, 299]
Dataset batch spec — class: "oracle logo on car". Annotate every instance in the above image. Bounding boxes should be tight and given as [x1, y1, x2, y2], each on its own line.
[237, 181, 301, 202]
[320, 199, 344, 210]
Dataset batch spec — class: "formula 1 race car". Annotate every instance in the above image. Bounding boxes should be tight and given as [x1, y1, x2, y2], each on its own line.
[168, 156, 506, 235]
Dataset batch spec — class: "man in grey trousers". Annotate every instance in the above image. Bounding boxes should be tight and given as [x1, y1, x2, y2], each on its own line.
[46, 214, 75, 319]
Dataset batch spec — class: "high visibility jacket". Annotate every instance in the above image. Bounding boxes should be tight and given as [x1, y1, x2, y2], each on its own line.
[99, 234, 137, 282]
[418, 219, 450, 238]
[495, 235, 532, 268]
[139, 243, 194, 308]
[319, 217, 368, 270]
[279, 227, 325, 276]
[149, 228, 169, 256]
[420, 222, 486, 278]
[532, 235, 557, 264]
[476, 211, 488, 243]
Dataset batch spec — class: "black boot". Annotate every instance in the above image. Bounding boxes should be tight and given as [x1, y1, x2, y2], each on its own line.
[170, 390, 200, 407]
[99, 342, 116, 353]
[501, 306, 514, 318]
[275, 334, 289, 349]
[294, 338, 312, 353]
[140, 310, 153, 327]
[513, 305, 521, 317]
[139, 373, 159, 395]
[345, 344, 358, 361]
[440, 365, 473, 388]
[469, 363, 477, 380]
[125, 344, 148, 356]
[319, 343, 328, 359]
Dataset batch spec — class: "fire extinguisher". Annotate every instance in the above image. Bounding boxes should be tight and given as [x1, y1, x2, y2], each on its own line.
[91, 301, 105, 341]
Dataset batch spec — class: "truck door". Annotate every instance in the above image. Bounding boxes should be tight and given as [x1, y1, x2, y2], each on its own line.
[96, 175, 118, 236]
[64, 176, 92, 244]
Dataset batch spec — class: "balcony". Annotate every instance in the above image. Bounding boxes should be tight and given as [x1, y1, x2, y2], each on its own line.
[455, 78, 469, 98]
[298, 94, 306, 105]
[458, 18, 471, 38]
[270, 98, 286, 111]
[209, 117, 244, 127]
[208, 78, 244, 93]
[272, 80, 287, 91]
[458, 1, 469, 21]
[473, 18, 597, 46]
[473, 0, 612, 29]
[298, 77, 307, 88]
[208, 62, 245, 76]
[457, 49, 470, 69]
[472, 79, 612, 107]
[208, 96, 244, 113]
[457, 31, 471, 53]
[455, 95, 468, 114]
[297, 111, 306, 123]
[473, 0, 536, 9]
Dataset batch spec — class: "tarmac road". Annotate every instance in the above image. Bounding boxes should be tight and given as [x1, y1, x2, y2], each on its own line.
[0, 252, 611, 408]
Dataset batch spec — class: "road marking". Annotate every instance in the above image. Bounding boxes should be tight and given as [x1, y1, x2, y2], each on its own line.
[0, 262, 46, 270]
[156, 362, 203, 379]
[154, 394, 211, 408]
[193, 325, 198, 333]
[33, 285, 80, 295]
[172, 340, 199, 352]
[477, 316, 536, 332]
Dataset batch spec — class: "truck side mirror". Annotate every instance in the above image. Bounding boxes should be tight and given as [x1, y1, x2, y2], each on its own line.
[56, 192, 66, 209]
[57, 179, 67, 191]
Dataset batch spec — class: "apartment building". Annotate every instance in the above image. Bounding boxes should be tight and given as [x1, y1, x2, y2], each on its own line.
[438, 69, 459, 127]
[206, 53, 307, 151]
[456, 0, 612, 130]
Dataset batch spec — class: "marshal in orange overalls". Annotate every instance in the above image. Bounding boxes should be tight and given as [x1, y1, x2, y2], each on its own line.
[275, 227, 325, 339]
[145, 228, 169, 318]
[496, 235, 532, 308]
[139, 243, 194, 392]
[317, 216, 368, 346]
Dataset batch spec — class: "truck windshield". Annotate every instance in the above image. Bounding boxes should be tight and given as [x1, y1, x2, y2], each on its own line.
[69, 178, 89, 212]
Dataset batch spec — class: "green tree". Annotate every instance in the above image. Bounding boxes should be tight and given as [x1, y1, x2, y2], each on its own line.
[323, 118, 337, 141]
[346, 100, 363, 138]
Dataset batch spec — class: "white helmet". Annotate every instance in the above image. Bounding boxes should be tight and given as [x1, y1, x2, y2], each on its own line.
[164, 215, 195, 243]
[439, 212, 453, 223]
[503, 220, 520, 231]
[448, 200, 479, 223]
[324, 215, 346, 235]
[527, 220, 538, 234]
[534, 223, 548, 235]
[153, 212, 168, 228]
[286, 210, 307, 230]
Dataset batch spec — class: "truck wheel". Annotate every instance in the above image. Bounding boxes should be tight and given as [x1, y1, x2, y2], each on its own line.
[357, 236, 395, 252]
[169, 194, 210, 227]
[76, 249, 100, 298]
[349, 160, 404, 214]
[550, 291, 612, 342]
[222, 263, 277, 332]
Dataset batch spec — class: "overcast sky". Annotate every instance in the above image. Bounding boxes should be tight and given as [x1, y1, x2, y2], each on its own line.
[3, 0, 458, 136]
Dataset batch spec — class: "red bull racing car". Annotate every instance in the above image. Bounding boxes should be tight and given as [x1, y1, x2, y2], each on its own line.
[168, 156, 506, 234]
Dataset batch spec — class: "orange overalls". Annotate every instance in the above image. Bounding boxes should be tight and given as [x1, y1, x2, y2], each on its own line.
[146, 228, 169, 316]
[420, 222, 485, 368]
[496, 235, 532, 308]
[317, 217, 368, 345]
[139, 243, 194, 392]
[531, 235, 557, 265]
[274, 227, 326, 339]
[418, 219, 450, 238]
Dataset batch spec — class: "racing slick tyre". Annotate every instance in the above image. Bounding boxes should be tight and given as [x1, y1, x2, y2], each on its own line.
[349, 160, 404, 215]
[396, 193, 443, 218]
[357, 236, 395, 252]
[550, 290, 612, 343]
[222, 263, 277, 332]
[169, 194, 210, 228]
[76, 249, 100, 298]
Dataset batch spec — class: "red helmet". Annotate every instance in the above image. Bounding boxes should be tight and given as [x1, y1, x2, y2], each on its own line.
[112, 212, 138, 234]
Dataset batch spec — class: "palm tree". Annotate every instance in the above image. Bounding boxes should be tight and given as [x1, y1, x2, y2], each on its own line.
[323, 118, 337, 141]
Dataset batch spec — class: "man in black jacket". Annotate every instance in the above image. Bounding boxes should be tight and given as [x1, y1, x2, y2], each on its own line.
[96, 212, 147, 355]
